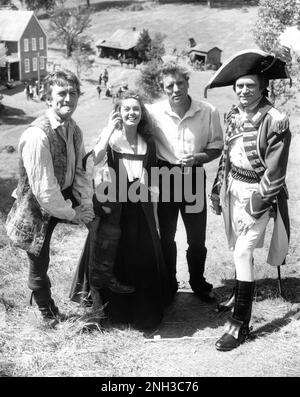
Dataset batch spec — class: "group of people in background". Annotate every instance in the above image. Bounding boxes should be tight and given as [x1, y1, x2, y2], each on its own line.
[96, 68, 112, 99]
[24, 80, 45, 101]
[5, 41, 295, 351]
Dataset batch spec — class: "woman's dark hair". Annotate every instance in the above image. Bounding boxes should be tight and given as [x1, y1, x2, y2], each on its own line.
[115, 90, 154, 140]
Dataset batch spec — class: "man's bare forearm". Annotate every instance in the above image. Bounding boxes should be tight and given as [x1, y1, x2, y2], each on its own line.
[194, 149, 222, 165]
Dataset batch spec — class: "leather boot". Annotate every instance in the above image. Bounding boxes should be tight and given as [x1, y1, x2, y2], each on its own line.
[215, 280, 255, 351]
[89, 219, 135, 294]
[106, 275, 135, 294]
[82, 288, 105, 331]
[31, 290, 65, 328]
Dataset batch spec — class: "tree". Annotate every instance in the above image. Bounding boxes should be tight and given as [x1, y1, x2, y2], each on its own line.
[148, 32, 166, 62]
[49, 3, 92, 57]
[135, 29, 166, 63]
[135, 60, 163, 103]
[0, 0, 11, 6]
[24, 0, 56, 10]
[253, 0, 300, 103]
[135, 29, 152, 63]
[253, 0, 298, 52]
[71, 43, 94, 80]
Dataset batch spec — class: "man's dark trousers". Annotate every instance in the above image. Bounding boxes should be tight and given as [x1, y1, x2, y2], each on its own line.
[27, 187, 78, 318]
[157, 163, 210, 297]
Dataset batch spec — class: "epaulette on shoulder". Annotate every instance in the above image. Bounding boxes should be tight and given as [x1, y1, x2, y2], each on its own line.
[267, 107, 289, 134]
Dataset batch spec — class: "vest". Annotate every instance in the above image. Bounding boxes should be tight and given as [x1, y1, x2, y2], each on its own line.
[5, 115, 83, 256]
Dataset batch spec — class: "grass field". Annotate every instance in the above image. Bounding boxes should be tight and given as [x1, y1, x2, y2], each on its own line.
[0, 2, 299, 378]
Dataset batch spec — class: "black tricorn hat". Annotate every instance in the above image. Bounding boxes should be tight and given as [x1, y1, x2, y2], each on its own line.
[204, 48, 291, 97]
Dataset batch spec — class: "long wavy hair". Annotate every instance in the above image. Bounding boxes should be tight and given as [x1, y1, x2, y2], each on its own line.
[114, 90, 154, 141]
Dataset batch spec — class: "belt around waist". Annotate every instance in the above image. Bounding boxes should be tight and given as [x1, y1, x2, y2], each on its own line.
[230, 164, 260, 183]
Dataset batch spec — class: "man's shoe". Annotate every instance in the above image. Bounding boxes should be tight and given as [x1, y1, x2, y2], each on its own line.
[215, 318, 250, 352]
[42, 316, 59, 329]
[41, 311, 68, 329]
[107, 278, 135, 294]
[192, 288, 216, 303]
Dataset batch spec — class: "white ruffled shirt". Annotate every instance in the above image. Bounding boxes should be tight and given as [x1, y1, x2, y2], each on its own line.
[93, 128, 159, 202]
[109, 129, 147, 182]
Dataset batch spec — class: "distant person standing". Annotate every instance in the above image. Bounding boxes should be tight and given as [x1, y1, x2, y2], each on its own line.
[105, 84, 112, 98]
[28, 84, 34, 100]
[6, 69, 95, 328]
[98, 73, 102, 86]
[24, 82, 30, 101]
[96, 85, 102, 99]
[103, 68, 109, 87]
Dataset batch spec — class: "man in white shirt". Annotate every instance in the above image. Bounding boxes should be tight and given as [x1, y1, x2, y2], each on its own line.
[6, 69, 94, 328]
[146, 62, 223, 302]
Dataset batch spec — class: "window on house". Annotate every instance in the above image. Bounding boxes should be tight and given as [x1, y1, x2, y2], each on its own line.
[40, 56, 45, 70]
[39, 37, 44, 50]
[32, 57, 37, 71]
[24, 39, 29, 52]
[32, 38, 37, 51]
[24, 58, 30, 73]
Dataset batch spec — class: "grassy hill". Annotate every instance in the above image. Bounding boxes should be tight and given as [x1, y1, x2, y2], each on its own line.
[87, 2, 258, 61]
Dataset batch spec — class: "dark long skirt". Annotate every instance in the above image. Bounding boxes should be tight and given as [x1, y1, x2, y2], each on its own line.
[70, 201, 171, 330]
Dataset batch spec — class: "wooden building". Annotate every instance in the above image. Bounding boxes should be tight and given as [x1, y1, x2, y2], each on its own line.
[188, 45, 222, 68]
[96, 27, 141, 60]
[0, 10, 47, 83]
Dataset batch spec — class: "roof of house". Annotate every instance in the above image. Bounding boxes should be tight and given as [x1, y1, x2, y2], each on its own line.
[188, 45, 222, 54]
[0, 10, 45, 41]
[96, 28, 141, 50]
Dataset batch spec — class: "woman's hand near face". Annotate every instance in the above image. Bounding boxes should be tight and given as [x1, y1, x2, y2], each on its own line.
[93, 111, 122, 165]
[107, 110, 122, 133]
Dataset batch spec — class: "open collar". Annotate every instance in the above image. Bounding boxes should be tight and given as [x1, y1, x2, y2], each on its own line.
[164, 96, 201, 120]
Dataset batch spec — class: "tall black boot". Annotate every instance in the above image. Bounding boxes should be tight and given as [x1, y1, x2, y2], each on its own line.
[82, 288, 105, 332]
[88, 217, 135, 294]
[215, 280, 255, 351]
[31, 289, 64, 328]
[217, 272, 236, 312]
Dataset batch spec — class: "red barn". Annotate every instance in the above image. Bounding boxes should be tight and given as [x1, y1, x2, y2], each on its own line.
[0, 10, 47, 83]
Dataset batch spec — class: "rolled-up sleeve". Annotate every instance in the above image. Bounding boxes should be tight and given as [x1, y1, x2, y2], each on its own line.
[72, 137, 94, 207]
[206, 107, 224, 150]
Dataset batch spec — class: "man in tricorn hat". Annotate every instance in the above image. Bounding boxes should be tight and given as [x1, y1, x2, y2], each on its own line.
[205, 49, 291, 351]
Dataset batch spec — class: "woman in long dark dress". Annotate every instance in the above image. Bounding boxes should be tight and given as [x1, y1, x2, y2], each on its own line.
[70, 91, 171, 330]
